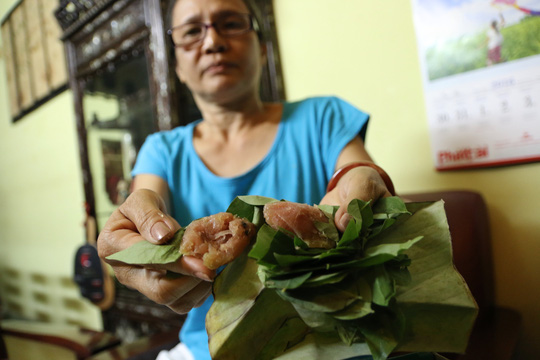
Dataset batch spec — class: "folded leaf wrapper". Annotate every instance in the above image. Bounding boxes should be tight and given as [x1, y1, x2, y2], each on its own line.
[208, 197, 478, 360]
[106, 229, 184, 264]
[392, 202, 478, 353]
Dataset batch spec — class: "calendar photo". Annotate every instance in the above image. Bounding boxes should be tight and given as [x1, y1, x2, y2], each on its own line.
[412, 0, 540, 170]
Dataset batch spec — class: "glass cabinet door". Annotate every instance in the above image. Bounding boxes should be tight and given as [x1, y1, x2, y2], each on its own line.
[81, 51, 156, 229]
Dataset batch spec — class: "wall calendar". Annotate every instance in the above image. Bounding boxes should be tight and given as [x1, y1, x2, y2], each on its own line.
[412, 0, 540, 170]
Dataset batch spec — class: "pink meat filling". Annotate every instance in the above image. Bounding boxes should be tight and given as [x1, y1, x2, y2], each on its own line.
[180, 212, 257, 270]
[263, 201, 335, 249]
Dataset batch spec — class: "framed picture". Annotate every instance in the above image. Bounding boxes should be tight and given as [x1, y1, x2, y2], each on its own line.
[1, 0, 68, 121]
[87, 128, 135, 230]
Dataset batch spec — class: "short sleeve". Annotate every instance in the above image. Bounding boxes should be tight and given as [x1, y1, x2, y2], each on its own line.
[131, 132, 170, 180]
[316, 97, 370, 179]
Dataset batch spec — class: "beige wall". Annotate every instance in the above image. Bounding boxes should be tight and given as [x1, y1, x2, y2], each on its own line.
[0, 0, 538, 357]
[0, 1, 102, 329]
[273, 0, 540, 358]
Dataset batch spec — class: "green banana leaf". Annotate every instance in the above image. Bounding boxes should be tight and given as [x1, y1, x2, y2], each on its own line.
[208, 199, 478, 360]
[106, 229, 185, 264]
[393, 201, 478, 353]
[207, 251, 310, 360]
[274, 332, 372, 360]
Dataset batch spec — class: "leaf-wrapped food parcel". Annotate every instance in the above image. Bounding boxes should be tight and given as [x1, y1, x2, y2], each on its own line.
[106, 212, 256, 270]
[263, 201, 337, 249]
[208, 197, 478, 360]
[180, 212, 257, 269]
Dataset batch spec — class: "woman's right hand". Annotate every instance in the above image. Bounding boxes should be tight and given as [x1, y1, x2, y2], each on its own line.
[97, 189, 216, 314]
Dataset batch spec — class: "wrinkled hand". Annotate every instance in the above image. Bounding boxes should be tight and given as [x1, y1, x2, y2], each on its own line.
[97, 189, 216, 314]
[320, 166, 393, 232]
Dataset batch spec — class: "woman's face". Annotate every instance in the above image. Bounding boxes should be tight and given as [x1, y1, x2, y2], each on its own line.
[171, 0, 265, 103]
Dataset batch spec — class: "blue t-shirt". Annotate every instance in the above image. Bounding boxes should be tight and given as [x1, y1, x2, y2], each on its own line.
[131, 96, 369, 359]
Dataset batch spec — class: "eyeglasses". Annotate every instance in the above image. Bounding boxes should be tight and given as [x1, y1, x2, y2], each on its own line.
[167, 13, 255, 49]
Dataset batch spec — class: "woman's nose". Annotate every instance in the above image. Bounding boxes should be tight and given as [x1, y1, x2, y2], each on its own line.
[202, 26, 227, 53]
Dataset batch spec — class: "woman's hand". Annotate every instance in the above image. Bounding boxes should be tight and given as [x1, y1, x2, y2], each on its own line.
[97, 189, 216, 314]
[320, 166, 392, 232]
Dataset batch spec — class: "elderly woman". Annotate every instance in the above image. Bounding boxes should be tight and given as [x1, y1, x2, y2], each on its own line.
[97, 0, 394, 358]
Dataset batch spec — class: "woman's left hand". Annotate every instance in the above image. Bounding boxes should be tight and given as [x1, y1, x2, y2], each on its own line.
[320, 166, 392, 232]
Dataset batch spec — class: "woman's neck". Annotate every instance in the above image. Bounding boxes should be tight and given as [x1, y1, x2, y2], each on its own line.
[194, 92, 267, 137]
[191, 96, 283, 177]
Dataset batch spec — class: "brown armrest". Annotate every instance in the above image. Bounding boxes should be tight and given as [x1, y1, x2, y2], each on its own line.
[0, 320, 120, 359]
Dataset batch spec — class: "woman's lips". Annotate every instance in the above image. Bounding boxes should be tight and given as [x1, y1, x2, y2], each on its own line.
[204, 61, 236, 74]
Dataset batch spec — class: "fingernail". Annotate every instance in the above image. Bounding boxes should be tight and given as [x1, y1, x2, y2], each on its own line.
[194, 272, 213, 282]
[340, 214, 352, 230]
[151, 222, 171, 242]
